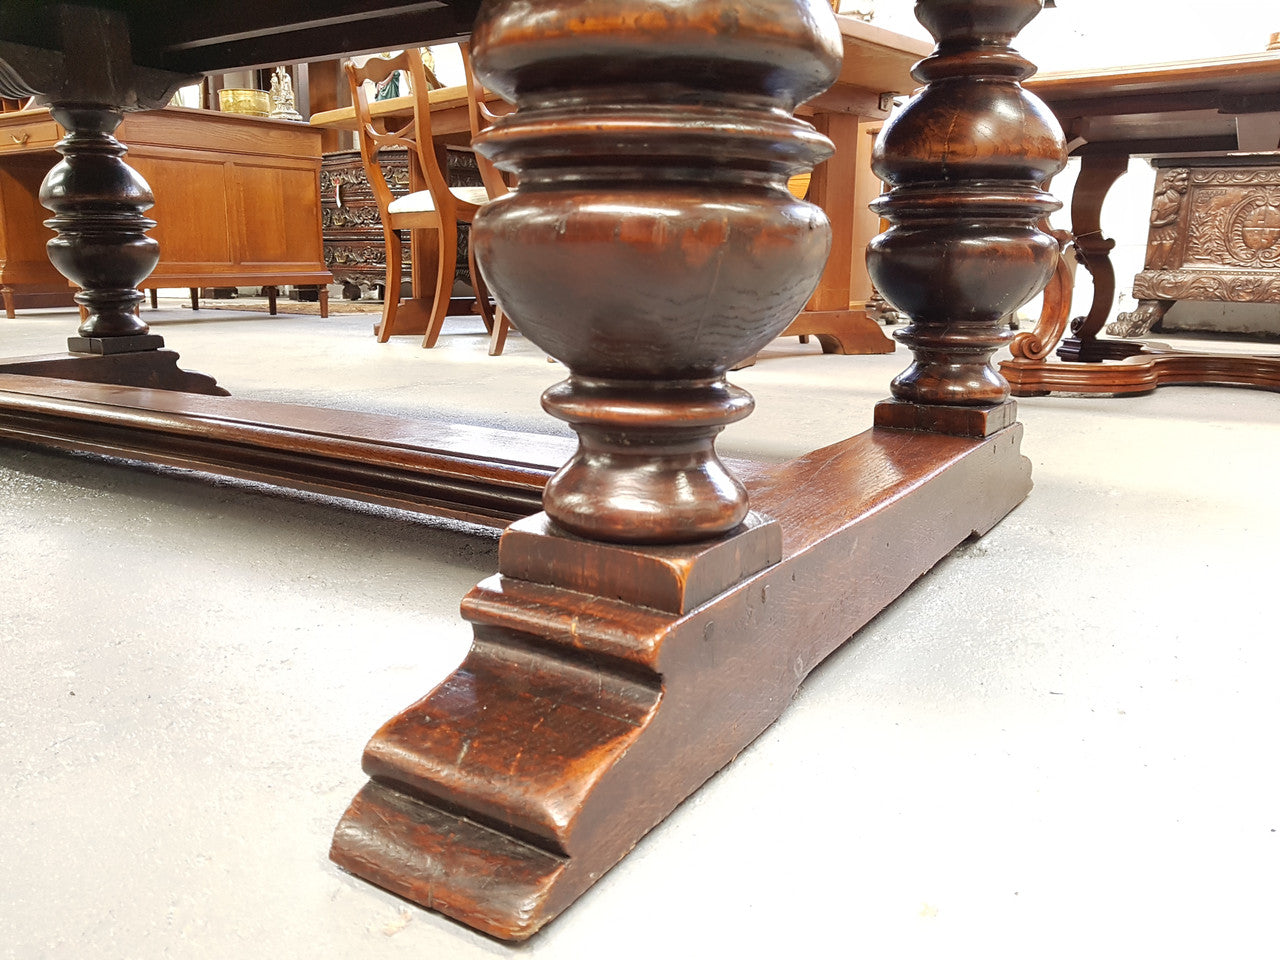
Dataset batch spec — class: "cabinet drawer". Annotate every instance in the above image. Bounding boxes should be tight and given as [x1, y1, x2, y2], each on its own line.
[0, 118, 61, 155]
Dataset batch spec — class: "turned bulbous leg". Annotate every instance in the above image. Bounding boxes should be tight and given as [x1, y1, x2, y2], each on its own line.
[40, 105, 159, 343]
[469, 0, 842, 544]
[868, 0, 1067, 421]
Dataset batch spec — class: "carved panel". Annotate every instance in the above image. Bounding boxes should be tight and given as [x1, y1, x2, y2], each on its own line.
[1132, 157, 1280, 308]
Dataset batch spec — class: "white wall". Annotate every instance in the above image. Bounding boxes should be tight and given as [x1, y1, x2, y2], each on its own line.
[862, 2, 1277, 328]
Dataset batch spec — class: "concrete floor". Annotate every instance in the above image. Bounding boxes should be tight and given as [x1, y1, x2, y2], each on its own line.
[2, 303, 1279, 958]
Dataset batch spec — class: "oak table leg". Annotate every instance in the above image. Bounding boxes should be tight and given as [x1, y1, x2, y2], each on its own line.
[781, 111, 895, 355]
[330, 0, 1065, 942]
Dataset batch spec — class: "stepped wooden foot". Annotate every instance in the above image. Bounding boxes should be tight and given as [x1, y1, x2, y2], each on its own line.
[331, 424, 1033, 940]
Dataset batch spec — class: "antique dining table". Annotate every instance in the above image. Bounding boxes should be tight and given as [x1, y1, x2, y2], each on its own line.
[0, 0, 1065, 942]
[1002, 51, 1280, 395]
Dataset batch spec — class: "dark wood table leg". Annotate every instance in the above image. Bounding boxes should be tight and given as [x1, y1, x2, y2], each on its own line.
[1055, 151, 1145, 362]
[0, 6, 224, 395]
[330, 0, 1064, 941]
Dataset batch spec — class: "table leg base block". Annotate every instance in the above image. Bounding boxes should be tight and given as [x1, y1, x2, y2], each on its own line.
[1055, 336, 1146, 363]
[0, 347, 228, 396]
[780, 308, 895, 354]
[1001, 351, 1280, 396]
[873, 398, 1017, 437]
[67, 334, 165, 355]
[498, 511, 782, 614]
[331, 423, 1034, 941]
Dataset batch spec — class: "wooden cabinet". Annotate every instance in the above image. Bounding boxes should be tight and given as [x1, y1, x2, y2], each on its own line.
[0, 107, 330, 316]
[321, 148, 413, 298]
[320, 146, 481, 300]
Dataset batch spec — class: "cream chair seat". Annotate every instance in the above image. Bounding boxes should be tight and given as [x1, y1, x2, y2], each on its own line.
[387, 186, 491, 216]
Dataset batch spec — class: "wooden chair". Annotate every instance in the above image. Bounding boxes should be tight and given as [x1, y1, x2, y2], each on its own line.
[460, 42, 513, 355]
[345, 50, 494, 349]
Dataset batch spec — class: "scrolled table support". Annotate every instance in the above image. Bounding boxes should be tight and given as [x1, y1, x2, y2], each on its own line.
[868, 0, 1067, 436]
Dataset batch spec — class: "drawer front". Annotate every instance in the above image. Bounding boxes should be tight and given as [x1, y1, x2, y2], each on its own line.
[0, 118, 61, 155]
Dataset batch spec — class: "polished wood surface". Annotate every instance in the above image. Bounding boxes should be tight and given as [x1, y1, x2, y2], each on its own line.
[0, 1, 484, 82]
[0, 372, 563, 526]
[328, 0, 1056, 939]
[0, 0, 1054, 942]
[1003, 53, 1280, 395]
[0, 107, 330, 318]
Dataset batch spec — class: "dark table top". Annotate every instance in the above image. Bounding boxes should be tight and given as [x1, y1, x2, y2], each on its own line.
[0, 0, 482, 76]
[1026, 51, 1280, 155]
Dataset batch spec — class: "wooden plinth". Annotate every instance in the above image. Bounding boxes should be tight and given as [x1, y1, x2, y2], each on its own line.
[1001, 345, 1280, 396]
[330, 420, 1033, 940]
[0, 374, 573, 528]
[0, 347, 226, 395]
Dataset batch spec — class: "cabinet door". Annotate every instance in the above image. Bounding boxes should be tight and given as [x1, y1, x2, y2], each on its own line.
[233, 159, 325, 270]
[0, 156, 64, 286]
[130, 151, 237, 276]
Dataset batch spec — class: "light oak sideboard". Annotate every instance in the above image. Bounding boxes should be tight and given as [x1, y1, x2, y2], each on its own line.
[0, 106, 331, 318]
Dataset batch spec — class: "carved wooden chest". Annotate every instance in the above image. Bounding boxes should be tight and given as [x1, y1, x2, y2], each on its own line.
[1111, 155, 1280, 336]
[321, 149, 413, 299]
[320, 148, 481, 300]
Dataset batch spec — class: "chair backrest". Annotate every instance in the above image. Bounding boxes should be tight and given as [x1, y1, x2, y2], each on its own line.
[344, 49, 454, 219]
[460, 42, 509, 199]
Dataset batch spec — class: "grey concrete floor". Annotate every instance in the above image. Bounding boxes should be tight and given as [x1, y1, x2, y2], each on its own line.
[2, 302, 1279, 958]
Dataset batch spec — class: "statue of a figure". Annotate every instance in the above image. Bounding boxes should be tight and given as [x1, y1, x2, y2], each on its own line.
[269, 65, 304, 121]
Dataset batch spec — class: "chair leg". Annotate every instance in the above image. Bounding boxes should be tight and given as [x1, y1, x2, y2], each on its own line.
[318, 285, 329, 319]
[468, 242, 511, 357]
[3, 286, 14, 319]
[190, 288, 199, 310]
[149, 288, 158, 309]
[265, 285, 278, 315]
[488, 306, 511, 356]
[376, 230, 403, 343]
[422, 220, 457, 349]
[469, 242, 497, 333]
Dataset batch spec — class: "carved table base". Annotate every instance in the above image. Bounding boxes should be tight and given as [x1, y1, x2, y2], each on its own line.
[1003, 343, 1280, 396]
[0, 346, 226, 395]
[330, 420, 1032, 940]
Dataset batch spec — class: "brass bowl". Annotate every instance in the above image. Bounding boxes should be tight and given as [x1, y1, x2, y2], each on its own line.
[218, 88, 270, 116]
